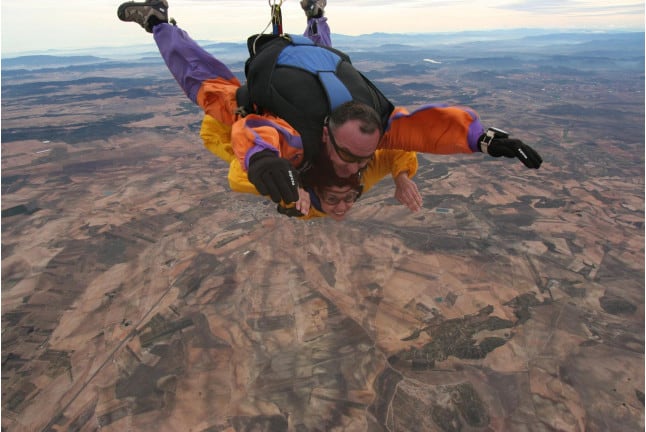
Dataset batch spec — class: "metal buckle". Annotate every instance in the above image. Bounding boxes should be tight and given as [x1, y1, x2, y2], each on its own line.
[480, 127, 509, 154]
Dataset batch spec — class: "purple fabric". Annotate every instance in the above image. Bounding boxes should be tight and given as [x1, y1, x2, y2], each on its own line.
[153, 23, 236, 104]
[245, 142, 278, 170]
[468, 120, 485, 152]
[304, 17, 332, 47]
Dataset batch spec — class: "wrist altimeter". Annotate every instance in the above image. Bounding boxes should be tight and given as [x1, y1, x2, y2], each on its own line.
[479, 127, 509, 154]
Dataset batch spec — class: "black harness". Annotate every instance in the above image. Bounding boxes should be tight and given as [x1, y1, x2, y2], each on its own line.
[236, 34, 394, 162]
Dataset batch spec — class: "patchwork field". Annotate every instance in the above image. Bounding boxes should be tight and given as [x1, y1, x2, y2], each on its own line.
[2, 31, 644, 431]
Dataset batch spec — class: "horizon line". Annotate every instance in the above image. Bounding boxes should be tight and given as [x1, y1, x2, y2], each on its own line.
[2, 27, 643, 58]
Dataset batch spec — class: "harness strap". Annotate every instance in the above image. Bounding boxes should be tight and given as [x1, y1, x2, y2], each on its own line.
[276, 40, 353, 110]
[317, 72, 352, 111]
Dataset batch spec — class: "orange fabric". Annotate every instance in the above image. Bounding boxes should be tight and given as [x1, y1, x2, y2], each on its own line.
[196, 77, 241, 126]
[379, 106, 476, 154]
[204, 79, 481, 172]
[200, 113, 418, 219]
[196, 78, 306, 171]
[230, 114, 305, 170]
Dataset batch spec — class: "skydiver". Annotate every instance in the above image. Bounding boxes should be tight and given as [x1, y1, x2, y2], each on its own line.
[117, 0, 422, 220]
[117, 0, 542, 211]
[201, 109, 420, 220]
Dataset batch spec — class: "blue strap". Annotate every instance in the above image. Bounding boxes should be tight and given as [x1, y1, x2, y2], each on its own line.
[277, 43, 352, 110]
[288, 35, 314, 46]
[317, 71, 352, 110]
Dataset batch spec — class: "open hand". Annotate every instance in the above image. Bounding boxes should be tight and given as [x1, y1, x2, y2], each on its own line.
[394, 172, 422, 212]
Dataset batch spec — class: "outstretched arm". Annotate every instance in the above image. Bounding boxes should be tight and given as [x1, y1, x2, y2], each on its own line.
[362, 149, 422, 212]
[381, 105, 543, 169]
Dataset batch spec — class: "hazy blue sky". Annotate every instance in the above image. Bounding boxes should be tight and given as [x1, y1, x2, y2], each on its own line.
[1, 0, 644, 55]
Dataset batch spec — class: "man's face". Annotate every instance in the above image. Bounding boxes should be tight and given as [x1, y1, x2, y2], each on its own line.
[323, 119, 379, 178]
[317, 185, 361, 221]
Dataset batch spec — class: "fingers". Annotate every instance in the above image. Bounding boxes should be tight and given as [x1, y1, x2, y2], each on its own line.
[401, 188, 422, 212]
[411, 183, 423, 211]
[516, 143, 543, 169]
[248, 151, 300, 203]
[395, 179, 423, 212]
[488, 139, 518, 158]
[397, 195, 421, 212]
[295, 187, 311, 215]
[490, 138, 543, 169]
[254, 181, 269, 198]
[264, 171, 298, 203]
[408, 194, 423, 212]
[262, 172, 283, 203]
[280, 168, 299, 202]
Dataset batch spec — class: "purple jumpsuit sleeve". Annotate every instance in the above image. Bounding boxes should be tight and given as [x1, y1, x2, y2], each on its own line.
[304, 17, 332, 47]
[153, 23, 236, 104]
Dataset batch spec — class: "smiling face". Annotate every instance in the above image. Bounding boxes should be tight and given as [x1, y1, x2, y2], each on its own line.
[316, 185, 361, 221]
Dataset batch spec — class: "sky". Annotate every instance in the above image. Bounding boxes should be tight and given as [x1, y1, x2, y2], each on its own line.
[1, 0, 644, 56]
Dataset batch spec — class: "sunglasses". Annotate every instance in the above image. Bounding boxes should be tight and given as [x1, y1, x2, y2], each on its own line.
[321, 185, 363, 205]
[324, 117, 374, 164]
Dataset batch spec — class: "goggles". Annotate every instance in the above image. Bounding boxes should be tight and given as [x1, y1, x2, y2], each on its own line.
[320, 185, 363, 205]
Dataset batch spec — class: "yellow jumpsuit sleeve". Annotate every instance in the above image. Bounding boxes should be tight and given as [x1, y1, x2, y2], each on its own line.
[200, 114, 235, 163]
[361, 149, 418, 193]
[227, 159, 261, 195]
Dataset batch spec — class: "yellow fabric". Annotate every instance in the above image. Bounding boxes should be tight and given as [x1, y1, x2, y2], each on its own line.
[200, 114, 418, 219]
[227, 158, 261, 195]
[200, 115, 235, 162]
[362, 149, 418, 193]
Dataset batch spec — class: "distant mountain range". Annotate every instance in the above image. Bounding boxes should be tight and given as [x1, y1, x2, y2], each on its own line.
[2, 29, 643, 71]
[1, 55, 113, 69]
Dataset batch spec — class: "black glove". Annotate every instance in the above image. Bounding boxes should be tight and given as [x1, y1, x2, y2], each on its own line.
[277, 204, 305, 217]
[479, 129, 543, 169]
[247, 150, 299, 203]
